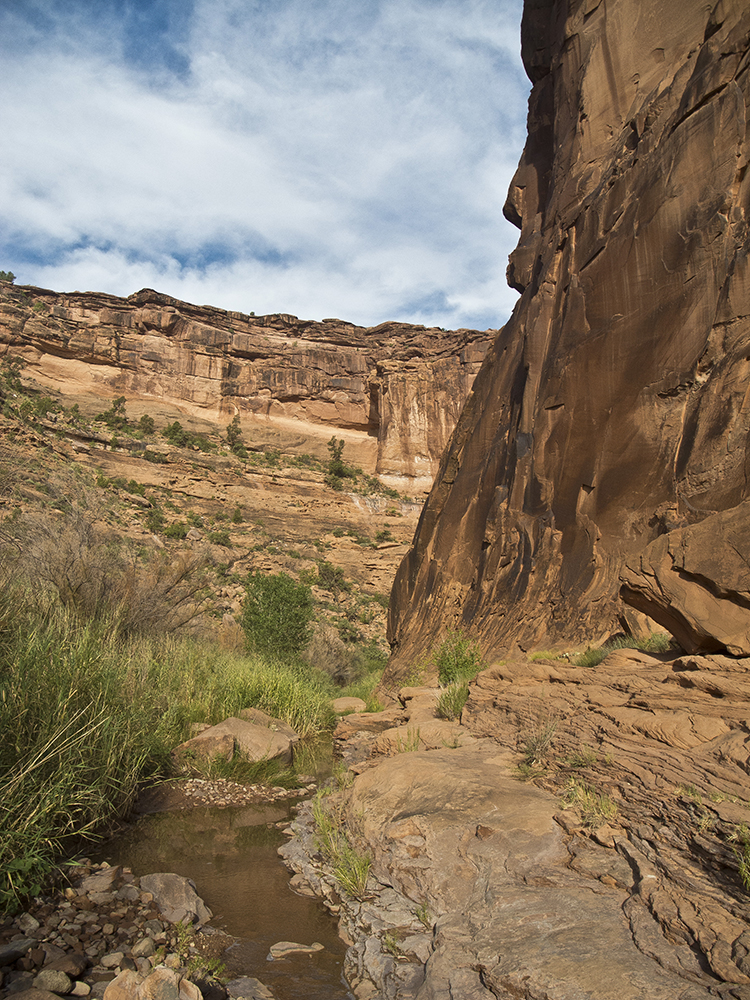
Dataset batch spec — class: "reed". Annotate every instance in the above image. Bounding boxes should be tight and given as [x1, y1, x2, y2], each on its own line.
[0, 586, 336, 911]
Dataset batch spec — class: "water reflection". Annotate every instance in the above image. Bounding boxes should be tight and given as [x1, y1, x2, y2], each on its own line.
[95, 802, 352, 1000]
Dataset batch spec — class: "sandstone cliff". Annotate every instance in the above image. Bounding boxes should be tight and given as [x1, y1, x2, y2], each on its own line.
[0, 283, 491, 491]
[388, 0, 750, 669]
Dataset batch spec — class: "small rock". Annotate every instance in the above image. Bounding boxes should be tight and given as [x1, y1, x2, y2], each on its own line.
[267, 941, 324, 960]
[71, 982, 91, 996]
[131, 939, 155, 960]
[18, 915, 41, 935]
[33, 969, 73, 993]
[0, 938, 37, 968]
[100, 953, 124, 970]
[102, 969, 142, 1000]
[332, 697, 367, 715]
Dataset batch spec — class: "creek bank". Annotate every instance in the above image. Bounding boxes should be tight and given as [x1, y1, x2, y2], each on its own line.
[280, 669, 750, 999]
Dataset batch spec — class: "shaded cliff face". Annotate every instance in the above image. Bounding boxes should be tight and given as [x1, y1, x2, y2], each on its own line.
[388, 0, 750, 668]
[0, 284, 490, 491]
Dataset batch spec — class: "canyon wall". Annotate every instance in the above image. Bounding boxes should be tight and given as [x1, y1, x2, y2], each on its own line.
[387, 0, 750, 670]
[0, 284, 491, 491]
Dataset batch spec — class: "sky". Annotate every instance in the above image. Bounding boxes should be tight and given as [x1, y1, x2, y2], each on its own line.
[0, 0, 530, 331]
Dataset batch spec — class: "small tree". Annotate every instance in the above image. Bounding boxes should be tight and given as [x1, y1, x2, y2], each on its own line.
[241, 571, 314, 660]
[226, 414, 247, 457]
[325, 436, 355, 489]
[0, 271, 16, 284]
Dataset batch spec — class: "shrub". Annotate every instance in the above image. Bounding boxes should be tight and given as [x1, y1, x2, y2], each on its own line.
[164, 522, 188, 540]
[434, 628, 484, 686]
[241, 571, 313, 660]
[325, 436, 356, 489]
[436, 681, 469, 720]
[575, 632, 674, 668]
[95, 396, 129, 432]
[317, 560, 350, 595]
[138, 414, 155, 435]
[207, 530, 231, 547]
[0, 270, 16, 283]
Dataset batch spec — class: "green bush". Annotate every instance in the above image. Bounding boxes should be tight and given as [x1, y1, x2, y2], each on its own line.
[434, 628, 484, 686]
[241, 571, 314, 660]
[163, 522, 188, 540]
[138, 414, 155, 435]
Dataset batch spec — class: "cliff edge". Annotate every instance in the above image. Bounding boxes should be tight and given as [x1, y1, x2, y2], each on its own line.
[388, 0, 750, 670]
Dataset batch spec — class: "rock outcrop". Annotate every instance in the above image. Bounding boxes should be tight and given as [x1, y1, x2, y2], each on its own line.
[0, 284, 491, 491]
[387, 0, 750, 670]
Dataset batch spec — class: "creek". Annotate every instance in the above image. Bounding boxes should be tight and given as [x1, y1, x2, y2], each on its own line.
[93, 796, 353, 1000]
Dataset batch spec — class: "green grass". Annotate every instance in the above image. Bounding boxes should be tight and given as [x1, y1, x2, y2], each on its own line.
[0, 587, 337, 912]
[436, 681, 469, 721]
[561, 778, 618, 827]
[574, 632, 673, 668]
[312, 792, 371, 900]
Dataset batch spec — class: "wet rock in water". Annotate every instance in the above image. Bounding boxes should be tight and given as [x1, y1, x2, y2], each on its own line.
[224, 977, 275, 1000]
[267, 941, 324, 960]
[138, 875, 212, 928]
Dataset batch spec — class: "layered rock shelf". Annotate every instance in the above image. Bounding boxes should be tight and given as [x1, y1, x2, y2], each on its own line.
[0, 284, 492, 491]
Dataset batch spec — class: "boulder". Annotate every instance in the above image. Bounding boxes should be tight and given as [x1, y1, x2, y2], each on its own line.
[331, 697, 367, 715]
[174, 717, 294, 766]
[621, 502, 750, 655]
[138, 874, 212, 927]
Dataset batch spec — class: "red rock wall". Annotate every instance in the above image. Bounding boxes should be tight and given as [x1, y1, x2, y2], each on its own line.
[387, 0, 750, 669]
[0, 285, 490, 490]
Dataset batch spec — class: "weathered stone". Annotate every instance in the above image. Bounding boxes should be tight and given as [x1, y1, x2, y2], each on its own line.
[45, 954, 88, 977]
[103, 970, 144, 1000]
[621, 501, 750, 655]
[267, 941, 324, 959]
[77, 870, 122, 895]
[130, 939, 155, 961]
[0, 285, 490, 491]
[0, 939, 36, 968]
[32, 970, 72, 994]
[236, 708, 300, 743]
[386, 0, 750, 672]
[331, 697, 367, 715]
[224, 977, 275, 1000]
[100, 953, 124, 970]
[175, 718, 293, 767]
[138, 875, 211, 928]
[136, 969, 180, 1000]
[17, 915, 41, 935]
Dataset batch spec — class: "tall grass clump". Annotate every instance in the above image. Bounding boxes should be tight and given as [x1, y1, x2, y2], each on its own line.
[433, 628, 484, 686]
[0, 585, 336, 912]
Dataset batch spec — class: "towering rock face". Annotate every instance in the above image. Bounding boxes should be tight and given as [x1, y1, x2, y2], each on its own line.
[0, 284, 490, 491]
[388, 0, 750, 669]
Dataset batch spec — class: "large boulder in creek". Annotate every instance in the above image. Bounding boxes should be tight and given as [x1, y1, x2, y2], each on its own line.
[139, 874, 211, 927]
[621, 501, 750, 656]
[174, 716, 296, 766]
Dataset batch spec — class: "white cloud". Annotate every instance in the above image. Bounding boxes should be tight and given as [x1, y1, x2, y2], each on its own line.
[0, 0, 529, 329]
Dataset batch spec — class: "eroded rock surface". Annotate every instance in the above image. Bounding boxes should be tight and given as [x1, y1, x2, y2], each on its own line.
[0, 283, 491, 491]
[284, 653, 750, 999]
[387, 0, 750, 670]
[621, 500, 750, 656]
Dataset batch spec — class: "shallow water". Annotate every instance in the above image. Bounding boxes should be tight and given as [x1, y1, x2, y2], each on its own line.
[94, 800, 353, 1000]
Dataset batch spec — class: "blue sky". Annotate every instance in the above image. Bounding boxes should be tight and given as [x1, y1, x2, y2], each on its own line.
[0, 0, 529, 330]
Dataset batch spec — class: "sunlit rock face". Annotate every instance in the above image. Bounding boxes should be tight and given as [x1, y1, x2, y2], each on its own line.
[387, 0, 750, 672]
[0, 284, 491, 491]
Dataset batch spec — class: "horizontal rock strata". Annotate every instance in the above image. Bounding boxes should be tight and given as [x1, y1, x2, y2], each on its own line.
[0, 283, 492, 491]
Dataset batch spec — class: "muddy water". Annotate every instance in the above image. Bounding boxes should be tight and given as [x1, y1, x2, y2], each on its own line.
[94, 800, 352, 1000]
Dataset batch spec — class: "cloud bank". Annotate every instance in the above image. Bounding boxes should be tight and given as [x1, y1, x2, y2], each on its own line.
[0, 0, 529, 329]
